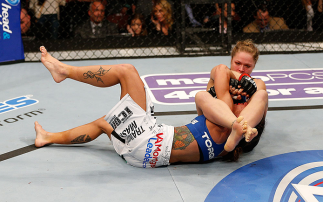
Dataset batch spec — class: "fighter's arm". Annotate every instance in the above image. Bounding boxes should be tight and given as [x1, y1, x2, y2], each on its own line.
[208, 64, 239, 110]
[253, 78, 266, 91]
[197, 65, 241, 127]
[197, 64, 234, 116]
[196, 74, 268, 139]
[205, 64, 264, 109]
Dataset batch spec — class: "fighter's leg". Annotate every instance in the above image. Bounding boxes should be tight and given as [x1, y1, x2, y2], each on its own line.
[40, 46, 146, 110]
[195, 91, 238, 128]
[237, 89, 268, 141]
[224, 116, 248, 152]
[35, 116, 113, 147]
[195, 91, 255, 151]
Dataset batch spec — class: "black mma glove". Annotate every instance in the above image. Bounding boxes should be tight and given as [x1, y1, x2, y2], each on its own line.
[208, 79, 241, 98]
[238, 73, 257, 98]
[229, 78, 246, 103]
[208, 86, 217, 98]
[229, 78, 239, 90]
[208, 76, 256, 103]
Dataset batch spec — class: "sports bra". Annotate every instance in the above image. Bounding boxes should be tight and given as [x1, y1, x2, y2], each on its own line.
[186, 115, 226, 162]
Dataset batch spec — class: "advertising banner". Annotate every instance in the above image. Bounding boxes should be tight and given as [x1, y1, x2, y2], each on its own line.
[0, 0, 24, 63]
[142, 69, 323, 105]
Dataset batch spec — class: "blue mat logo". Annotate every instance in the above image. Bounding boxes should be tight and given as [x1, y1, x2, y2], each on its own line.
[205, 150, 323, 202]
[0, 95, 39, 114]
[272, 161, 323, 202]
[5, 0, 20, 6]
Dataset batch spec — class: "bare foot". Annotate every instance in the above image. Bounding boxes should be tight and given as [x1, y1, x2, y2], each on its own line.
[224, 116, 247, 152]
[40, 46, 68, 83]
[244, 125, 258, 142]
[34, 121, 51, 147]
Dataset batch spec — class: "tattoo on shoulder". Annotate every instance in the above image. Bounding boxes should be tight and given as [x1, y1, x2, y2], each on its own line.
[172, 126, 195, 150]
[71, 134, 92, 144]
[83, 66, 111, 84]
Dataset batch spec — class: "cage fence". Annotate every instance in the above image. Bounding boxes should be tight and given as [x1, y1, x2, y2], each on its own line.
[20, 0, 323, 61]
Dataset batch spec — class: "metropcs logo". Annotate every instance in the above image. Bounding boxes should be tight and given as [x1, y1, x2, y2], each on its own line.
[0, 95, 39, 114]
[141, 68, 323, 105]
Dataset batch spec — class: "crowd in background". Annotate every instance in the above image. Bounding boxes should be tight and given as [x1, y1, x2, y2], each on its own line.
[20, 0, 323, 40]
[20, 0, 176, 39]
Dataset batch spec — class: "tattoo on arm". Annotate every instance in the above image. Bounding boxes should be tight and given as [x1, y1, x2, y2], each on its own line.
[172, 126, 195, 150]
[83, 67, 111, 84]
[71, 134, 92, 144]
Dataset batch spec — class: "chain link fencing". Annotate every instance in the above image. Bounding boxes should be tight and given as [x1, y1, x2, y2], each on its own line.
[20, 0, 323, 61]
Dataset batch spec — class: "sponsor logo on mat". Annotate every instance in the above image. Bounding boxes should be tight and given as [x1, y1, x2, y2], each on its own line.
[205, 150, 323, 202]
[141, 69, 323, 105]
[0, 95, 39, 114]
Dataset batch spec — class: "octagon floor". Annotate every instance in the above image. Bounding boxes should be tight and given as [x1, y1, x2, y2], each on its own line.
[0, 52, 322, 202]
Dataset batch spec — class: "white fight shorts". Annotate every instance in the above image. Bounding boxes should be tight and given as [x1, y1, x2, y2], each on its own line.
[104, 87, 174, 168]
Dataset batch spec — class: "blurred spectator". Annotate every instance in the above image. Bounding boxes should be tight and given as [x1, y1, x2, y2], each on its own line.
[107, 4, 131, 33]
[302, 0, 323, 31]
[133, 0, 154, 19]
[150, 0, 173, 36]
[243, 4, 289, 33]
[204, 3, 240, 33]
[185, 4, 202, 27]
[120, 0, 136, 15]
[126, 13, 148, 36]
[60, 0, 91, 39]
[75, 1, 119, 38]
[20, 8, 31, 34]
[303, 0, 314, 31]
[130, 0, 154, 33]
[29, 0, 66, 39]
[21, 8, 37, 40]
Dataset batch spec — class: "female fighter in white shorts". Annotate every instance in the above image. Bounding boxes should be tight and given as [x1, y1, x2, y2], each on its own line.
[34, 40, 267, 168]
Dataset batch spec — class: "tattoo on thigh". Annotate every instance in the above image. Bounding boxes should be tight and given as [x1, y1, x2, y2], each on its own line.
[83, 66, 111, 83]
[71, 134, 92, 144]
[172, 126, 195, 150]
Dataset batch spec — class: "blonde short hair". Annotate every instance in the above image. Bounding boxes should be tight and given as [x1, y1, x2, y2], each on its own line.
[231, 39, 260, 64]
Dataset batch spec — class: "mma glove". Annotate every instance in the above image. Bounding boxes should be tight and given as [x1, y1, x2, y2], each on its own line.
[229, 78, 247, 103]
[209, 78, 239, 98]
[208, 86, 217, 98]
[208, 85, 246, 104]
[208, 74, 257, 103]
[238, 73, 257, 98]
[229, 78, 239, 90]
